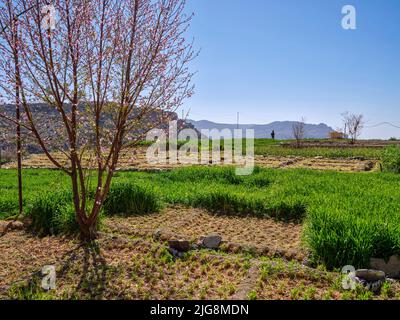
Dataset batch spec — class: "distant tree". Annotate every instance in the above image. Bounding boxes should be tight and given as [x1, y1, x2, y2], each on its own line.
[342, 112, 364, 144]
[329, 131, 345, 140]
[292, 117, 306, 147]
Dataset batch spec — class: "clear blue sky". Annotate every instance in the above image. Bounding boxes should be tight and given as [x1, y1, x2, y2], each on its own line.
[185, 0, 400, 139]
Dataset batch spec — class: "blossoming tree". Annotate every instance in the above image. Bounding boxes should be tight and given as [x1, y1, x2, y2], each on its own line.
[0, 0, 195, 240]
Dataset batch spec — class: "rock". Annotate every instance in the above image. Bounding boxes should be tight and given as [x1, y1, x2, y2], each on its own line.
[196, 235, 206, 248]
[368, 280, 384, 292]
[227, 242, 242, 254]
[350, 156, 365, 161]
[370, 256, 400, 279]
[153, 229, 163, 240]
[314, 156, 324, 159]
[355, 269, 386, 282]
[0, 220, 25, 233]
[11, 221, 24, 230]
[354, 277, 384, 293]
[364, 162, 375, 171]
[202, 234, 222, 249]
[168, 247, 185, 258]
[168, 239, 191, 252]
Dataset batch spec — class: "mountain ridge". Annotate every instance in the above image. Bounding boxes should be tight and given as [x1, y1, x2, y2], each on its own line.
[187, 119, 335, 140]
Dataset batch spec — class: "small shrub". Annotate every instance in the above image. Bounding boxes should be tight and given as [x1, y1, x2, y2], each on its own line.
[381, 145, 400, 173]
[103, 181, 163, 216]
[28, 190, 79, 236]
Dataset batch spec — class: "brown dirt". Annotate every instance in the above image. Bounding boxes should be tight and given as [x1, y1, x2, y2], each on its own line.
[253, 260, 400, 300]
[1, 213, 400, 300]
[255, 156, 378, 172]
[0, 230, 249, 300]
[4, 148, 378, 172]
[104, 206, 305, 261]
[2, 228, 400, 300]
[0, 231, 80, 296]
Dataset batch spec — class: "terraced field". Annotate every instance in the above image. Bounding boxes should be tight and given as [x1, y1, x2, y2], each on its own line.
[1, 140, 400, 300]
[3, 147, 379, 172]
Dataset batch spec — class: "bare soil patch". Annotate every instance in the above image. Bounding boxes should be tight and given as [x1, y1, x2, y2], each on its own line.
[4, 148, 377, 172]
[0, 230, 249, 300]
[104, 206, 305, 261]
[256, 156, 378, 172]
[2, 228, 400, 300]
[2, 212, 400, 300]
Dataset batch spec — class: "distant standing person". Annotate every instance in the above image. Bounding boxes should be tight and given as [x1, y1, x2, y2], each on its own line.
[271, 130, 275, 140]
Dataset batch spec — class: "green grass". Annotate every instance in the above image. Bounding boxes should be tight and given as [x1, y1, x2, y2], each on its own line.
[1, 166, 400, 269]
[103, 181, 164, 216]
[142, 138, 383, 159]
[0, 169, 71, 219]
[250, 138, 382, 159]
[255, 145, 381, 159]
[217, 139, 382, 159]
[381, 145, 400, 173]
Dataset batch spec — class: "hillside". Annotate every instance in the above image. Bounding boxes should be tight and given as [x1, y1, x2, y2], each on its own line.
[0, 103, 197, 152]
[188, 119, 334, 140]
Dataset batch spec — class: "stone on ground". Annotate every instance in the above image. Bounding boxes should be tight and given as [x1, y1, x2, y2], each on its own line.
[355, 269, 386, 282]
[202, 234, 222, 249]
[168, 239, 191, 252]
[370, 256, 400, 279]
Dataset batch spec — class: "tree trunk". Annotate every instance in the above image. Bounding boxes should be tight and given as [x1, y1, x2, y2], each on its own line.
[74, 205, 98, 242]
[14, 18, 23, 218]
[79, 220, 98, 242]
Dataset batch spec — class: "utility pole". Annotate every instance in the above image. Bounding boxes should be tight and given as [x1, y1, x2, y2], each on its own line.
[237, 112, 240, 130]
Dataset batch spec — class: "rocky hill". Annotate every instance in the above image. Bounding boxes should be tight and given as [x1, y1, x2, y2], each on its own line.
[188, 120, 334, 140]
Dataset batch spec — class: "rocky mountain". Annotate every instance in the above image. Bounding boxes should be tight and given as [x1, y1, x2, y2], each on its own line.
[0, 103, 198, 152]
[187, 120, 334, 140]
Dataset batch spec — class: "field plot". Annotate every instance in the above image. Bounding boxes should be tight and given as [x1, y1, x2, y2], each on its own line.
[2, 166, 400, 268]
[256, 156, 378, 172]
[3, 147, 379, 172]
[252, 258, 400, 300]
[0, 230, 249, 300]
[2, 228, 400, 300]
[104, 206, 305, 261]
[1, 141, 400, 300]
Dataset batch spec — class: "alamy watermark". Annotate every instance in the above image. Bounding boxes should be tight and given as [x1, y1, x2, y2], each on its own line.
[146, 121, 255, 176]
[341, 265, 357, 290]
[342, 5, 357, 30]
[40, 4, 357, 32]
[41, 5, 56, 31]
[41, 265, 56, 291]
